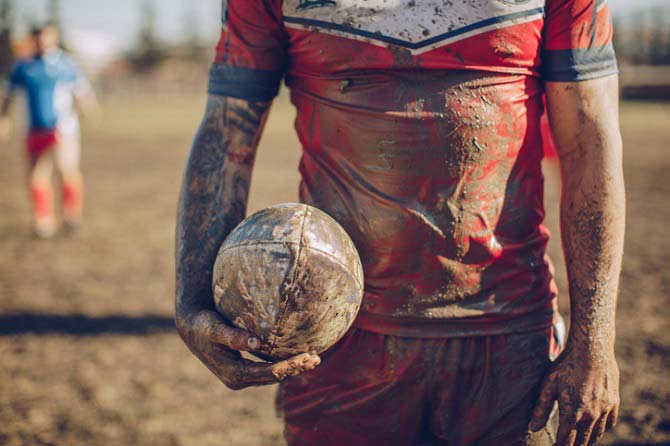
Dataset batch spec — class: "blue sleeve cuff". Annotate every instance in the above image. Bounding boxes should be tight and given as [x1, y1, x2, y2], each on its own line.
[541, 44, 618, 82]
[208, 64, 283, 102]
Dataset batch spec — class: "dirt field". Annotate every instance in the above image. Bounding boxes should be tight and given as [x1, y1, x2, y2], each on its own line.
[0, 92, 668, 446]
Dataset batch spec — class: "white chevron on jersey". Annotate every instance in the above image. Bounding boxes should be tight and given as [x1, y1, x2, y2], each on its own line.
[283, 0, 546, 55]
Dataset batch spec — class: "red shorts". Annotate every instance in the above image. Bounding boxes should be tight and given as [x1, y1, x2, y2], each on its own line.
[278, 328, 561, 446]
[27, 129, 59, 159]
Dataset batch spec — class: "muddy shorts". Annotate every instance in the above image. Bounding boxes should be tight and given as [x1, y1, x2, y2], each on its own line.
[277, 327, 561, 446]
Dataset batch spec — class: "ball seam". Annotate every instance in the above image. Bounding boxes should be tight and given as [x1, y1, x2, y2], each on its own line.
[214, 241, 364, 291]
[268, 205, 310, 356]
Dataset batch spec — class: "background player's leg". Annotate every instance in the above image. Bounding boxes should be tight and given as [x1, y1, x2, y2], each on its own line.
[28, 149, 56, 238]
[54, 131, 83, 230]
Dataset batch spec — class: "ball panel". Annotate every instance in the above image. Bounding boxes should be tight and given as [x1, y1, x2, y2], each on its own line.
[213, 242, 295, 342]
[302, 206, 363, 286]
[222, 203, 307, 248]
[267, 247, 364, 359]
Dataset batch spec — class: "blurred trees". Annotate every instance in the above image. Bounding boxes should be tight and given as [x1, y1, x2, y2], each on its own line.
[648, 7, 670, 66]
[47, 0, 69, 50]
[615, 6, 670, 100]
[615, 6, 670, 66]
[0, 0, 13, 77]
[127, 0, 167, 73]
[47, 0, 61, 29]
[182, 0, 202, 60]
[125, 0, 209, 77]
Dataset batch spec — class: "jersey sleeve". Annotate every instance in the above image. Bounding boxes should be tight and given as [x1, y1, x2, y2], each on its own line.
[541, 0, 618, 82]
[208, 0, 287, 101]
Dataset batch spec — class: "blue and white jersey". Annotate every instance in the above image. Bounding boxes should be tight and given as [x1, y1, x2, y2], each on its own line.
[7, 50, 89, 134]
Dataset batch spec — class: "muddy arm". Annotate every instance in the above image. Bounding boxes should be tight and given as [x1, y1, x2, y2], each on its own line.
[530, 75, 624, 445]
[175, 95, 269, 319]
[174, 95, 320, 389]
[549, 77, 624, 379]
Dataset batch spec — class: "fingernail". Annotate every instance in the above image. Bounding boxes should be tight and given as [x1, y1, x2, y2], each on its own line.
[247, 337, 260, 350]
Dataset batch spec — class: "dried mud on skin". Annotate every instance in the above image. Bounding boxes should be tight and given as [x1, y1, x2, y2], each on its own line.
[0, 97, 667, 445]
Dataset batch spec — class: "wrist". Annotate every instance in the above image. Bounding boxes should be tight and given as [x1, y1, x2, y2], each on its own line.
[563, 334, 616, 362]
[175, 277, 215, 317]
[175, 299, 215, 323]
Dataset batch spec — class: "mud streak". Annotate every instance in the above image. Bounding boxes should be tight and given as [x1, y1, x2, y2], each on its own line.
[268, 206, 310, 356]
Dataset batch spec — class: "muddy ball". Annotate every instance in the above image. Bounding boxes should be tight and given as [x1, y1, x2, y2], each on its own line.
[212, 203, 364, 360]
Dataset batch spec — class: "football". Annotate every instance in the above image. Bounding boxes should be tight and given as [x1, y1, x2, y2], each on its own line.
[212, 203, 364, 360]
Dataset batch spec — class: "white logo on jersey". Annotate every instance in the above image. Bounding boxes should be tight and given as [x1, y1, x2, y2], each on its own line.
[283, 0, 545, 55]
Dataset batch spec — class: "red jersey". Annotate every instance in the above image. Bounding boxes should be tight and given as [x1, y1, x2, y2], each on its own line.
[210, 0, 617, 337]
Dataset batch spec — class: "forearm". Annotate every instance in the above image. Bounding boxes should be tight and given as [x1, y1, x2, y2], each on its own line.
[531, 77, 623, 440]
[547, 76, 625, 357]
[560, 155, 624, 355]
[74, 80, 100, 117]
[74, 93, 99, 116]
[175, 95, 271, 320]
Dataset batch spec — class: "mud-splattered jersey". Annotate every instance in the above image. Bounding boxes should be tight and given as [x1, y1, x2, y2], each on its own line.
[209, 0, 617, 337]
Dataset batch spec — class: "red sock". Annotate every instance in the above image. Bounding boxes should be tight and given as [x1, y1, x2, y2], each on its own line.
[63, 178, 83, 222]
[31, 183, 55, 222]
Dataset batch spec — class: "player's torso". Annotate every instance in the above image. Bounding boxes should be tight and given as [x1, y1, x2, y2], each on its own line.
[19, 54, 78, 130]
[278, 0, 547, 189]
[276, 0, 551, 316]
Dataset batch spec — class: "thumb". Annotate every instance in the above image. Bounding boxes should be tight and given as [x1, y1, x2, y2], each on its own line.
[208, 318, 261, 352]
[187, 310, 261, 352]
[528, 376, 557, 432]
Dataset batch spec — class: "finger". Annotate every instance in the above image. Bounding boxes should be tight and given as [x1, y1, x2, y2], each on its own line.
[270, 353, 321, 381]
[589, 414, 608, 445]
[217, 356, 284, 390]
[557, 427, 578, 446]
[574, 418, 595, 446]
[557, 409, 578, 446]
[605, 405, 619, 430]
[529, 378, 557, 432]
[242, 353, 321, 386]
[208, 320, 261, 352]
[188, 310, 260, 351]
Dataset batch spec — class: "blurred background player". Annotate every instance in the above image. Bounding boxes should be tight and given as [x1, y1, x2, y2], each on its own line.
[0, 23, 96, 238]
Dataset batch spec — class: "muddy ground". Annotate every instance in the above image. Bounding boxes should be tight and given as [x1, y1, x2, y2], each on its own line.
[0, 93, 668, 445]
